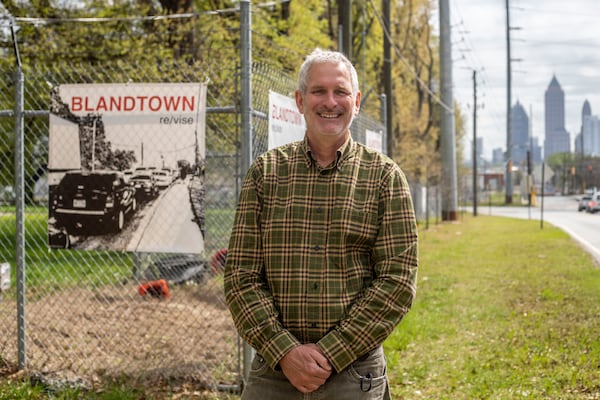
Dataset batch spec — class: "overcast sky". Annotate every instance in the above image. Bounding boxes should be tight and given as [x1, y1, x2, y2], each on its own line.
[445, 0, 600, 161]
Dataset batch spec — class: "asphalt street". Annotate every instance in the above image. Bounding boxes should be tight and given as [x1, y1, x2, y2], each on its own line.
[474, 195, 600, 266]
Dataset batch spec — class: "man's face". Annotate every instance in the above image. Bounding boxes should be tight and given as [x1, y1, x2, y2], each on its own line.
[296, 62, 360, 140]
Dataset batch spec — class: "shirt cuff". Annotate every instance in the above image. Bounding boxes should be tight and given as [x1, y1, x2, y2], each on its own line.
[260, 330, 300, 370]
[317, 331, 357, 372]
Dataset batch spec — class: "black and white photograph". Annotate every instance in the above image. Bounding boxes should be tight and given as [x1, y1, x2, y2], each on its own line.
[47, 83, 207, 253]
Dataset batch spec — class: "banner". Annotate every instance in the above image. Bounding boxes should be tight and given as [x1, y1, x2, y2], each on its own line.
[48, 83, 207, 254]
[268, 90, 305, 149]
[365, 129, 383, 153]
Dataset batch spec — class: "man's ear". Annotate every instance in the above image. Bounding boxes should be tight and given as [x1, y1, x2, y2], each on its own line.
[354, 91, 361, 114]
[295, 90, 304, 113]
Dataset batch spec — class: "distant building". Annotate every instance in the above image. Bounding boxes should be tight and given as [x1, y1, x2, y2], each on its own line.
[492, 147, 504, 165]
[511, 101, 529, 166]
[544, 75, 571, 158]
[576, 99, 600, 157]
[470, 137, 484, 167]
[530, 137, 542, 164]
[582, 115, 600, 156]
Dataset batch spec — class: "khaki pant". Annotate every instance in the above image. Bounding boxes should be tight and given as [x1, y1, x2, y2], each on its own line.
[241, 346, 391, 400]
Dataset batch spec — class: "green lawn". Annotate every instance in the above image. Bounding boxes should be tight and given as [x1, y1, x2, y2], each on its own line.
[385, 214, 600, 399]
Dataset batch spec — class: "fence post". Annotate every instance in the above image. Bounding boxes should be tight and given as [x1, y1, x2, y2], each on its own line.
[239, 0, 255, 385]
[380, 93, 387, 156]
[14, 65, 27, 370]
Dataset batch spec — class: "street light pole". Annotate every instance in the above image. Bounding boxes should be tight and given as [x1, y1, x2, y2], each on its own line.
[472, 70, 478, 216]
[505, 0, 513, 204]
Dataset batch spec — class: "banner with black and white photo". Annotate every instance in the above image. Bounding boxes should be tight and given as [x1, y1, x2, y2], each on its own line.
[48, 83, 207, 254]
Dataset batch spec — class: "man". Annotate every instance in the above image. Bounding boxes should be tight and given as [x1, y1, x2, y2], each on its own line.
[224, 48, 418, 399]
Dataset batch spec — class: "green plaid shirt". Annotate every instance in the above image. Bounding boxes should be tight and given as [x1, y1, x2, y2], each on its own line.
[224, 136, 418, 372]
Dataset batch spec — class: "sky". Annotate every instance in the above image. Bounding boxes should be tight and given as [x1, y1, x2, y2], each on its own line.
[445, 0, 600, 162]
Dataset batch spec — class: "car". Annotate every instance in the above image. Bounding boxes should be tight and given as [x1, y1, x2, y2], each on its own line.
[586, 193, 600, 213]
[123, 169, 134, 183]
[578, 195, 592, 212]
[130, 173, 159, 200]
[52, 170, 137, 234]
[152, 170, 172, 190]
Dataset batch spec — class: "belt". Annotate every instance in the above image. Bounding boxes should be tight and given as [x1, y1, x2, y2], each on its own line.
[355, 346, 381, 362]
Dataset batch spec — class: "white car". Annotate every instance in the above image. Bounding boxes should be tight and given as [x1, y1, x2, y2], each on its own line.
[586, 193, 600, 213]
[152, 170, 172, 190]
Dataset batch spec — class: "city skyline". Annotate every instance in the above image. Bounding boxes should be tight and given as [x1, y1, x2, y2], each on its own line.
[448, 0, 600, 161]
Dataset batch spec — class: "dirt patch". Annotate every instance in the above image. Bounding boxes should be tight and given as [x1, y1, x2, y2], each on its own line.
[0, 276, 240, 392]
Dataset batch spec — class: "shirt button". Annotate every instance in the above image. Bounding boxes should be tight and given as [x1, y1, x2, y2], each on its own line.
[316, 207, 323, 213]
[312, 282, 320, 290]
[312, 245, 321, 251]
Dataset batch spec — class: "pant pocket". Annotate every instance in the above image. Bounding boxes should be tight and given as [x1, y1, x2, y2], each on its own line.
[337, 349, 388, 398]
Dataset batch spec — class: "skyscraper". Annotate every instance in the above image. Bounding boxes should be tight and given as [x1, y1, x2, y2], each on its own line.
[544, 75, 570, 158]
[511, 101, 529, 165]
[575, 99, 592, 154]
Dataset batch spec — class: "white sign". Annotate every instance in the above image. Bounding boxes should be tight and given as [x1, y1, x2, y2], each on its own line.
[268, 90, 305, 150]
[53, 83, 206, 169]
[0, 263, 9, 291]
[365, 129, 383, 153]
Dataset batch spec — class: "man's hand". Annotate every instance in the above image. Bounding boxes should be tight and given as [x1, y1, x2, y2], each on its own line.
[279, 344, 332, 393]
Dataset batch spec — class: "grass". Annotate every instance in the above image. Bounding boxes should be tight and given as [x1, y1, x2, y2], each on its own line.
[385, 214, 600, 399]
[1, 213, 600, 398]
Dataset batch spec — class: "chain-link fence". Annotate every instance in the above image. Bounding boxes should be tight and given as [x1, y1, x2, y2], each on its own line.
[0, 7, 388, 397]
[0, 59, 244, 392]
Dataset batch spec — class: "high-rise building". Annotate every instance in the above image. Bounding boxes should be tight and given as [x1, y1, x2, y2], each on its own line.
[530, 137, 542, 164]
[492, 148, 504, 165]
[511, 101, 529, 165]
[544, 75, 570, 158]
[471, 137, 484, 167]
[575, 100, 592, 154]
[582, 115, 600, 157]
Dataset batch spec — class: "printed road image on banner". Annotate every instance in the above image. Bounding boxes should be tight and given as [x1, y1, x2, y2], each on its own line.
[268, 90, 305, 150]
[48, 83, 207, 254]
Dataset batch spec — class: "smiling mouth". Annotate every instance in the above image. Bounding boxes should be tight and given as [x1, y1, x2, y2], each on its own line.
[319, 112, 341, 119]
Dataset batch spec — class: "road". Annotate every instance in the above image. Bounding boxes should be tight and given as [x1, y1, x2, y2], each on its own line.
[476, 195, 600, 266]
[127, 178, 204, 253]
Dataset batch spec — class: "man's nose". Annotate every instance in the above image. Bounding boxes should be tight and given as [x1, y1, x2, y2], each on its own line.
[323, 91, 337, 107]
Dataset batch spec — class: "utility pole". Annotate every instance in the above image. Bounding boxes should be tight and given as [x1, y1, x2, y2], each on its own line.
[472, 70, 478, 216]
[338, 1, 352, 59]
[438, 0, 458, 220]
[505, 0, 513, 204]
[383, 0, 393, 158]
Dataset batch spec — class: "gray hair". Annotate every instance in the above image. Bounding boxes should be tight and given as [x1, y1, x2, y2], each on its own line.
[298, 48, 359, 96]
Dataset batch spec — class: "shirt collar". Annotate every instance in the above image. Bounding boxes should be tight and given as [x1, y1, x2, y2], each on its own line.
[303, 135, 355, 170]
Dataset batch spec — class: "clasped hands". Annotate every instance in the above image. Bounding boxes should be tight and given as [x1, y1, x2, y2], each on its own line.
[279, 343, 333, 394]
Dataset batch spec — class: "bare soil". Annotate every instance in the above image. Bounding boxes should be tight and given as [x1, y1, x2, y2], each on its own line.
[0, 277, 240, 394]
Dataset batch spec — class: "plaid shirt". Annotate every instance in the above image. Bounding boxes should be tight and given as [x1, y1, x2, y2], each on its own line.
[224, 136, 418, 372]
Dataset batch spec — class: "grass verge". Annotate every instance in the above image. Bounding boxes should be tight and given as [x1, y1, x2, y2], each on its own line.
[385, 214, 600, 399]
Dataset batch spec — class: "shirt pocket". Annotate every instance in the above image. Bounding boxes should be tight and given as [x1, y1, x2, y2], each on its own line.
[331, 206, 378, 250]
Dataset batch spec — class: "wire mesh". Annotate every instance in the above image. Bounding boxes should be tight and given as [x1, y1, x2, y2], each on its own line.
[0, 59, 242, 391]
[0, 22, 386, 399]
